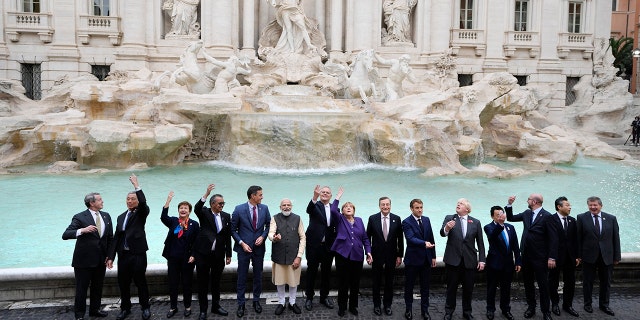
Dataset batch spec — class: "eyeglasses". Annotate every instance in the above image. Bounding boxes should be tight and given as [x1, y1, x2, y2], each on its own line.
[215, 202, 225, 206]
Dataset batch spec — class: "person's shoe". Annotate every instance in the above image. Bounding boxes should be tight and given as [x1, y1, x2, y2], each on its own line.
[563, 306, 579, 317]
[236, 305, 245, 318]
[422, 311, 431, 320]
[166, 309, 178, 318]
[304, 298, 313, 311]
[89, 310, 108, 317]
[584, 305, 593, 313]
[384, 307, 393, 316]
[485, 311, 494, 320]
[197, 311, 206, 320]
[115, 310, 131, 320]
[212, 307, 227, 316]
[444, 312, 453, 320]
[289, 303, 302, 314]
[374, 306, 382, 316]
[348, 307, 358, 316]
[76, 318, 84, 320]
[253, 301, 262, 314]
[599, 306, 615, 316]
[542, 312, 553, 320]
[338, 308, 346, 317]
[404, 310, 413, 320]
[552, 304, 561, 316]
[501, 311, 515, 320]
[463, 313, 474, 320]
[142, 309, 151, 320]
[320, 297, 335, 309]
[523, 307, 536, 318]
[274, 304, 285, 315]
[184, 308, 192, 317]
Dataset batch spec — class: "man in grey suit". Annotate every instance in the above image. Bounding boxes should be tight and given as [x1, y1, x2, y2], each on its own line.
[440, 198, 486, 320]
[576, 196, 621, 317]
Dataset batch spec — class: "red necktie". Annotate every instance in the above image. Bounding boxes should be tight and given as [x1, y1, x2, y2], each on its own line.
[252, 206, 257, 230]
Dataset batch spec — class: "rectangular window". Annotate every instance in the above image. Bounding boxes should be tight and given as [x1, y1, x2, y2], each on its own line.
[460, 0, 474, 29]
[514, 0, 529, 31]
[566, 76, 580, 105]
[22, 0, 40, 13]
[91, 65, 111, 81]
[612, 0, 617, 11]
[568, 1, 583, 33]
[93, 0, 110, 16]
[458, 74, 473, 87]
[21, 63, 42, 100]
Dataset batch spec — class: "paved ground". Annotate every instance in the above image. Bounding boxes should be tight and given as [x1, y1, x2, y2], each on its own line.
[1, 283, 638, 320]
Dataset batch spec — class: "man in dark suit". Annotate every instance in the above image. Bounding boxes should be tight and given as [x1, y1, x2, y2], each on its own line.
[193, 183, 232, 320]
[62, 192, 113, 320]
[548, 196, 580, 317]
[506, 194, 557, 320]
[484, 206, 521, 320]
[231, 185, 271, 317]
[402, 199, 436, 320]
[304, 185, 338, 311]
[366, 196, 404, 316]
[440, 198, 486, 320]
[107, 174, 151, 320]
[576, 196, 621, 317]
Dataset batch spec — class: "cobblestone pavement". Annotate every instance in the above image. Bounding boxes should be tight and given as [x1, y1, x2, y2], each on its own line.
[0, 284, 638, 320]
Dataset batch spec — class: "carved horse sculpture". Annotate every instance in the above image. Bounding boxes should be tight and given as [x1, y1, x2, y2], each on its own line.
[154, 40, 215, 94]
[345, 49, 379, 103]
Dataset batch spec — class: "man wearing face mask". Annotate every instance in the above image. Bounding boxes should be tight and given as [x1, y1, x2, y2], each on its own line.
[268, 198, 306, 315]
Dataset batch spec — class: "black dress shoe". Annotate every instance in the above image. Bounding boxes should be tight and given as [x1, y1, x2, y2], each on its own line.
[542, 312, 553, 320]
[166, 309, 178, 318]
[599, 306, 615, 316]
[236, 305, 245, 318]
[89, 310, 108, 317]
[463, 313, 474, 320]
[320, 297, 335, 309]
[422, 311, 431, 320]
[374, 306, 382, 316]
[584, 305, 593, 313]
[184, 308, 192, 317]
[552, 304, 561, 316]
[338, 309, 346, 317]
[304, 298, 313, 311]
[142, 309, 151, 320]
[502, 311, 514, 320]
[563, 306, 579, 317]
[198, 311, 206, 320]
[486, 311, 494, 319]
[523, 307, 536, 318]
[212, 307, 227, 316]
[385, 307, 393, 316]
[274, 304, 285, 315]
[349, 307, 358, 316]
[289, 303, 302, 314]
[253, 301, 262, 314]
[444, 313, 453, 320]
[404, 310, 413, 320]
[115, 310, 131, 320]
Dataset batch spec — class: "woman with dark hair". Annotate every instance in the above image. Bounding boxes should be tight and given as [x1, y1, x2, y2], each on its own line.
[161, 191, 200, 318]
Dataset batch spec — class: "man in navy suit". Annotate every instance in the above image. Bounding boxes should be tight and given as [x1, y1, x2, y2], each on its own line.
[576, 196, 621, 317]
[194, 183, 232, 320]
[366, 196, 404, 316]
[484, 206, 521, 320]
[548, 197, 580, 317]
[62, 192, 113, 320]
[506, 194, 557, 320]
[402, 199, 436, 320]
[231, 185, 271, 317]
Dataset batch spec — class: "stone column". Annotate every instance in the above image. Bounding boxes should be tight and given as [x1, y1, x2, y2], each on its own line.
[346, 1, 377, 52]
[482, 0, 507, 72]
[0, 0, 9, 76]
[202, 0, 235, 55]
[46, 1, 80, 91]
[315, 0, 326, 33]
[241, 0, 256, 56]
[114, 0, 149, 71]
[329, 0, 344, 55]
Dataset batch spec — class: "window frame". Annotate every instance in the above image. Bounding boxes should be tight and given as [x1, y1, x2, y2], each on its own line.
[568, 0, 583, 33]
[22, 0, 40, 13]
[92, 0, 110, 16]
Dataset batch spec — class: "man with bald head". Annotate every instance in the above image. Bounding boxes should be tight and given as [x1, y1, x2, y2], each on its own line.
[506, 194, 558, 320]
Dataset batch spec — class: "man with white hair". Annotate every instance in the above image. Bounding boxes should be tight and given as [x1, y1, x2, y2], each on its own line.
[374, 52, 416, 101]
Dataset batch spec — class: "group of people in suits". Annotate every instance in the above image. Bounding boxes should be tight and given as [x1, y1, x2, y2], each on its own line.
[63, 180, 621, 320]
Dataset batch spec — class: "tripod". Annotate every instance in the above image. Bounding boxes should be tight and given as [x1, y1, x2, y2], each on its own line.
[624, 134, 632, 145]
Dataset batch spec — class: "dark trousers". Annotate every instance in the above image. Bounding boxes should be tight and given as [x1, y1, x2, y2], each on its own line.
[195, 251, 226, 313]
[371, 260, 396, 308]
[305, 243, 334, 300]
[582, 254, 613, 308]
[444, 263, 476, 315]
[167, 257, 195, 310]
[236, 249, 264, 305]
[404, 264, 431, 313]
[335, 254, 362, 311]
[117, 252, 150, 311]
[549, 259, 576, 308]
[522, 258, 550, 313]
[73, 265, 106, 318]
[486, 266, 514, 313]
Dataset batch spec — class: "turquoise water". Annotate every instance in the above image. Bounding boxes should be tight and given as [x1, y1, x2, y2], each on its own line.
[1, 157, 639, 269]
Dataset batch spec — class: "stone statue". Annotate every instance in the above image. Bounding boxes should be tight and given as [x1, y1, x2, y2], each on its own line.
[382, 0, 418, 45]
[201, 51, 252, 94]
[374, 53, 416, 101]
[268, 0, 315, 54]
[154, 40, 215, 94]
[345, 49, 380, 103]
[164, 0, 201, 38]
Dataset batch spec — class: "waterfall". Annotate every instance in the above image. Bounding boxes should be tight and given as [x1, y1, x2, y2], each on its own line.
[474, 143, 485, 166]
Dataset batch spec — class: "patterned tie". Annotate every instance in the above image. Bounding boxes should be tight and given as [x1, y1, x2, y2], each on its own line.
[593, 214, 600, 234]
[383, 216, 388, 241]
[95, 212, 102, 237]
[501, 228, 509, 251]
[460, 216, 467, 238]
[252, 206, 257, 230]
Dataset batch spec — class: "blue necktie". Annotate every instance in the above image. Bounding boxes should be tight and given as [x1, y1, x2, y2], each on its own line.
[501, 229, 509, 251]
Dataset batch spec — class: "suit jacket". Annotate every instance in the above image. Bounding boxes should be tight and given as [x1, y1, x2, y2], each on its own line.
[305, 199, 338, 254]
[62, 209, 114, 268]
[331, 213, 371, 262]
[576, 211, 621, 266]
[505, 206, 558, 262]
[440, 214, 486, 269]
[402, 215, 436, 266]
[193, 198, 232, 258]
[160, 207, 200, 260]
[108, 189, 150, 259]
[548, 213, 578, 267]
[366, 212, 404, 265]
[231, 202, 271, 255]
[483, 221, 521, 271]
